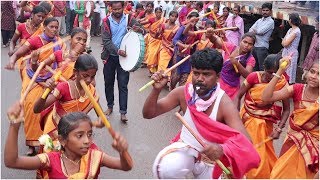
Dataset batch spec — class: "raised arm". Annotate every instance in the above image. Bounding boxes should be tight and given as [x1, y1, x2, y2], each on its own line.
[5, 44, 30, 70]
[262, 57, 294, 102]
[142, 71, 182, 119]
[234, 79, 252, 110]
[4, 121, 41, 170]
[33, 79, 59, 113]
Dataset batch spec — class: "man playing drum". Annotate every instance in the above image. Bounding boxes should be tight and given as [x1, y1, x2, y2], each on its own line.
[142, 48, 260, 178]
[101, 1, 145, 122]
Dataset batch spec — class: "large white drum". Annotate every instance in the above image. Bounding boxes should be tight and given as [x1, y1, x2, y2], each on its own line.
[119, 31, 145, 72]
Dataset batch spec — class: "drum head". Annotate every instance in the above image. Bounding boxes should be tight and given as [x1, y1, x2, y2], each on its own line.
[119, 32, 142, 72]
[85, 2, 91, 17]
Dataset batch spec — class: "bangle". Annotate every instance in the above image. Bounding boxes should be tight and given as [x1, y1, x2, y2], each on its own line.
[272, 73, 281, 79]
[275, 126, 282, 133]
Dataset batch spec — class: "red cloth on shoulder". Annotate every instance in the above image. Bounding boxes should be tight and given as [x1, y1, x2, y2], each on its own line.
[183, 83, 260, 178]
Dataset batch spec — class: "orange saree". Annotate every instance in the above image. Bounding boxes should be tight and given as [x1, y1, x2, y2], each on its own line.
[270, 84, 319, 179]
[145, 17, 166, 73]
[41, 82, 98, 140]
[239, 72, 287, 178]
[157, 24, 179, 72]
[21, 35, 66, 147]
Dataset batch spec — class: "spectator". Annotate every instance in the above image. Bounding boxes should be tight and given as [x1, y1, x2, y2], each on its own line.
[302, 16, 319, 79]
[1, 1, 16, 48]
[282, 13, 301, 84]
[249, 3, 274, 71]
[53, 1, 66, 36]
[225, 5, 244, 46]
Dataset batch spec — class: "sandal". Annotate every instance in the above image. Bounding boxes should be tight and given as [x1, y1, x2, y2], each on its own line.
[104, 108, 113, 116]
[120, 114, 128, 123]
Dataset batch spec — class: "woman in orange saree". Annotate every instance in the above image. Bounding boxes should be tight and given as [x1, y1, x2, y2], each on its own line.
[262, 59, 319, 179]
[8, 5, 46, 74]
[6, 18, 66, 155]
[4, 112, 132, 179]
[34, 54, 102, 141]
[234, 54, 290, 178]
[157, 10, 179, 73]
[141, 7, 166, 73]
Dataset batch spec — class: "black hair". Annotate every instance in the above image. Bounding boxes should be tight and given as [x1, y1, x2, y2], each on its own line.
[146, 2, 154, 8]
[169, 10, 178, 17]
[39, 1, 52, 13]
[205, 19, 216, 28]
[241, 32, 256, 44]
[155, 7, 163, 13]
[223, 7, 230, 12]
[71, 27, 87, 38]
[205, 8, 211, 13]
[263, 54, 281, 70]
[214, 3, 220, 10]
[58, 112, 92, 139]
[43, 17, 58, 26]
[74, 54, 98, 71]
[233, 5, 240, 12]
[31, 5, 47, 14]
[187, 11, 199, 19]
[196, 2, 203, 9]
[261, 3, 272, 10]
[136, 3, 143, 9]
[289, 13, 301, 26]
[190, 48, 223, 73]
[110, 1, 124, 7]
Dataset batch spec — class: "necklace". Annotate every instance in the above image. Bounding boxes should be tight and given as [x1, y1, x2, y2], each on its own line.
[62, 153, 81, 165]
[304, 85, 319, 102]
[74, 81, 88, 103]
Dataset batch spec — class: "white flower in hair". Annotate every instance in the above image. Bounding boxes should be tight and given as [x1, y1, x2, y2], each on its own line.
[38, 134, 54, 151]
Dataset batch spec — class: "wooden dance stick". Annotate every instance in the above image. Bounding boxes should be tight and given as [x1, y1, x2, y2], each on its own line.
[181, 40, 199, 53]
[41, 70, 62, 99]
[139, 55, 191, 92]
[80, 80, 133, 168]
[20, 62, 46, 105]
[175, 112, 232, 176]
[200, 11, 212, 18]
[255, 137, 273, 148]
[194, 27, 238, 34]
[22, 36, 71, 61]
[222, 41, 239, 73]
[45, 65, 67, 82]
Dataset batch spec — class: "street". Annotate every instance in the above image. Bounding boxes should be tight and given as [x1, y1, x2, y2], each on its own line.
[1, 36, 286, 178]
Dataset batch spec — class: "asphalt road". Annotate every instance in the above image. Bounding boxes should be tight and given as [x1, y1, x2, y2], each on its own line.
[1, 36, 287, 178]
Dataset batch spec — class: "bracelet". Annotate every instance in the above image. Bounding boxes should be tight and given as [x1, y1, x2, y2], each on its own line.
[272, 73, 281, 79]
[274, 126, 282, 133]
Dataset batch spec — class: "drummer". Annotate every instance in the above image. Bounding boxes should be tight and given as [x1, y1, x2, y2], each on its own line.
[101, 1, 145, 123]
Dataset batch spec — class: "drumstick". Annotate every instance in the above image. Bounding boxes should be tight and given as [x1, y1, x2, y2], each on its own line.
[41, 70, 62, 99]
[181, 40, 199, 53]
[79, 80, 133, 168]
[194, 27, 238, 34]
[175, 112, 232, 177]
[45, 65, 67, 82]
[255, 137, 273, 148]
[22, 36, 71, 61]
[139, 55, 191, 92]
[223, 41, 239, 73]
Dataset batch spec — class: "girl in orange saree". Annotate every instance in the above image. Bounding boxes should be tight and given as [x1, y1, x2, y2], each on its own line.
[234, 54, 290, 178]
[34, 54, 102, 141]
[4, 112, 132, 179]
[262, 59, 319, 179]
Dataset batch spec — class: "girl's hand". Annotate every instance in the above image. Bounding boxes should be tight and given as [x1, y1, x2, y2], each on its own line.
[45, 78, 57, 90]
[30, 50, 40, 62]
[93, 118, 105, 128]
[112, 132, 128, 153]
[7, 101, 23, 122]
[279, 56, 291, 71]
[202, 143, 224, 161]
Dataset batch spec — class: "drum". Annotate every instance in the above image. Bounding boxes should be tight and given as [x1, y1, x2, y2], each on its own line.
[119, 31, 145, 72]
[85, 1, 93, 17]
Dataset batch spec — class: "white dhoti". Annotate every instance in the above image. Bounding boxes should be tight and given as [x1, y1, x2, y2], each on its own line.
[153, 142, 216, 179]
